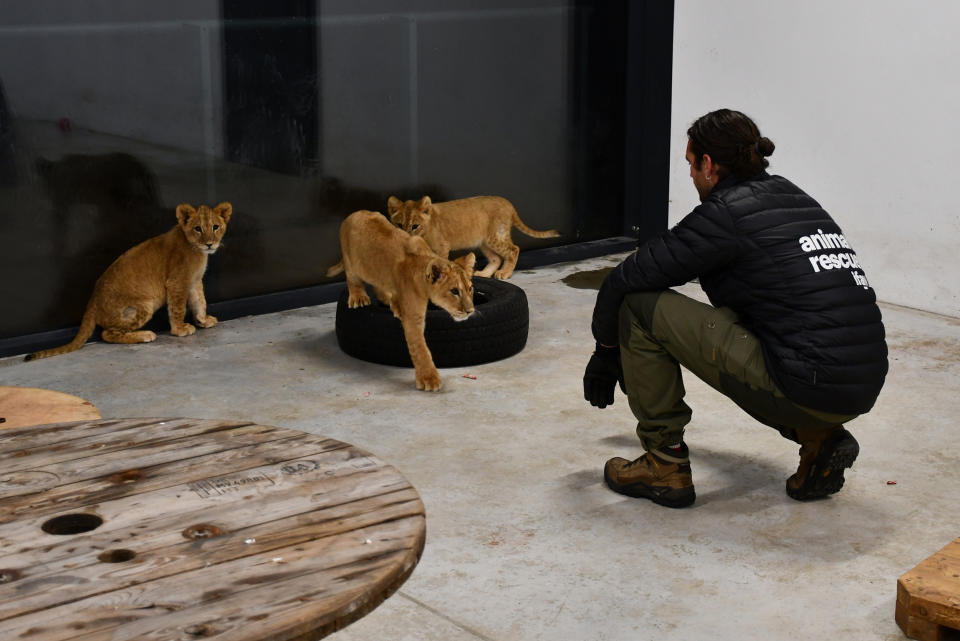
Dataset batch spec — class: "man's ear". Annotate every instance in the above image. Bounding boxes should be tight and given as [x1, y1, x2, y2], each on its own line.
[701, 153, 715, 176]
[214, 201, 232, 223]
[455, 252, 476, 275]
[175, 204, 196, 225]
[417, 195, 432, 210]
[426, 260, 445, 284]
[387, 196, 402, 217]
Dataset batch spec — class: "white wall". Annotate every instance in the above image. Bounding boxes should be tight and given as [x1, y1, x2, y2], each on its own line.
[670, 0, 960, 317]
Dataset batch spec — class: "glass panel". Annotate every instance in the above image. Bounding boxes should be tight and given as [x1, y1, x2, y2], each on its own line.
[0, 1, 628, 340]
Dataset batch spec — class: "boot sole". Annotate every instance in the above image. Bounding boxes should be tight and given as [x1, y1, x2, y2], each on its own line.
[786, 430, 860, 501]
[604, 467, 696, 508]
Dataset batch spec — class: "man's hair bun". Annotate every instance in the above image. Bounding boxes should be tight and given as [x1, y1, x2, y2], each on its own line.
[756, 136, 775, 158]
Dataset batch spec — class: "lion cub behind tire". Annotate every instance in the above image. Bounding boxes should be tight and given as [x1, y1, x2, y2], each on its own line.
[387, 195, 559, 279]
[327, 210, 476, 391]
[25, 202, 232, 361]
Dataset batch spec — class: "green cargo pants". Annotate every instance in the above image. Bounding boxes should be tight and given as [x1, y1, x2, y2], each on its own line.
[618, 289, 857, 452]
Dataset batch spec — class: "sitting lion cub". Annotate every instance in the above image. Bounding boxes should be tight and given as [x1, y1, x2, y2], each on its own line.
[26, 202, 232, 361]
[387, 195, 559, 280]
[327, 210, 476, 391]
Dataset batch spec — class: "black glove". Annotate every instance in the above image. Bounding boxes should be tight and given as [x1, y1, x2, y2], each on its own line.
[583, 343, 625, 409]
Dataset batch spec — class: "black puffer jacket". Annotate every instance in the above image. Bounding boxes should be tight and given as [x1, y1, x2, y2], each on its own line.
[592, 172, 887, 415]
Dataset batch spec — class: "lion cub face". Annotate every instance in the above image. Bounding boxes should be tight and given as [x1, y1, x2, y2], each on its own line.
[176, 202, 232, 254]
[388, 195, 432, 236]
[428, 253, 476, 321]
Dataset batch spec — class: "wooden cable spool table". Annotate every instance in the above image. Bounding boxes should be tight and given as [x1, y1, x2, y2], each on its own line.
[0, 418, 426, 640]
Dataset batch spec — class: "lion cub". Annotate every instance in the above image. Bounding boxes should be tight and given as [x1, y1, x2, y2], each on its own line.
[387, 195, 559, 280]
[26, 203, 232, 361]
[327, 210, 476, 391]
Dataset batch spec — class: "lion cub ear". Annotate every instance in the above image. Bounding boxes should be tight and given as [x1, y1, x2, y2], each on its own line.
[455, 252, 476, 275]
[214, 202, 233, 223]
[417, 195, 432, 209]
[175, 204, 196, 225]
[426, 260, 445, 284]
[387, 195, 402, 221]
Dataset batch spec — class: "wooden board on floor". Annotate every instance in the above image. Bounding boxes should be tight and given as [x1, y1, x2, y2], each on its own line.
[0, 386, 101, 429]
[0, 417, 426, 641]
[896, 537, 960, 640]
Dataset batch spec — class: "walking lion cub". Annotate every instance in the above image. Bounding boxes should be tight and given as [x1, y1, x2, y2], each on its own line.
[327, 210, 476, 391]
[26, 202, 232, 361]
[387, 195, 559, 279]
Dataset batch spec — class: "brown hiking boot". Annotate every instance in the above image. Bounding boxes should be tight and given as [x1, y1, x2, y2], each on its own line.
[603, 446, 695, 508]
[786, 427, 859, 501]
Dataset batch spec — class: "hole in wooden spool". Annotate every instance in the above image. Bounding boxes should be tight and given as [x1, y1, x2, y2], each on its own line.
[0, 569, 22, 583]
[109, 469, 144, 484]
[183, 524, 223, 540]
[41, 513, 103, 535]
[98, 549, 136, 563]
[184, 624, 214, 636]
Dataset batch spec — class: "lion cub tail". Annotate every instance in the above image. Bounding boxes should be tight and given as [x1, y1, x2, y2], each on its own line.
[511, 211, 561, 239]
[326, 260, 345, 277]
[25, 304, 97, 361]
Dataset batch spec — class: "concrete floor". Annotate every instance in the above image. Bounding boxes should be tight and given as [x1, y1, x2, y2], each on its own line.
[3, 252, 959, 641]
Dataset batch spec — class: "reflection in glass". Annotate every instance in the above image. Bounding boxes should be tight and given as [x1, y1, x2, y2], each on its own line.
[0, 1, 631, 340]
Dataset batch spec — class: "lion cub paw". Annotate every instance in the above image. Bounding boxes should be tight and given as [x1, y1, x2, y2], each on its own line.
[196, 315, 218, 328]
[171, 323, 197, 337]
[348, 292, 371, 308]
[416, 370, 443, 392]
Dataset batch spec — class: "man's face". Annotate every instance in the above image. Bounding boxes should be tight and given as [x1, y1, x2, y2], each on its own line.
[685, 139, 713, 202]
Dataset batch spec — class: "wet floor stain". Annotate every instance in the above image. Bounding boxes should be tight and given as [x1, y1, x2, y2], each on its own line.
[890, 337, 960, 369]
[561, 267, 613, 290]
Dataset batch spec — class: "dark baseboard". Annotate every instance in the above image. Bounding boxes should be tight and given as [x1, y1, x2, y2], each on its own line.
[2, 236, 636, 359]
[515, 236, 636, 270]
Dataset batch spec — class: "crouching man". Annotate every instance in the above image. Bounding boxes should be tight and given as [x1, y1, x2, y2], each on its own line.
[584, 109, 888, 508]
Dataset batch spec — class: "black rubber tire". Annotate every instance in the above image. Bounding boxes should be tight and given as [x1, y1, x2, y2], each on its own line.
[335, 277, 528, 368]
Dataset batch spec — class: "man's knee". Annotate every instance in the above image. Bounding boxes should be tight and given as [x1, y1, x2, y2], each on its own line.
[620, 290, 666, 334]
[719, 373, 850, 441]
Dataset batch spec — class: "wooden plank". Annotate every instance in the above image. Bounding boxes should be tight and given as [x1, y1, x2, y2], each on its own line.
[0, 447, 393, 557]
[0, 490, 423, 621]
[898, 581, 960, 629]
[933, 538, 960, 561]
[906, 563, 960, 608]
[0, 433, 346, 513]
[899, 542, 960, 610]
[0, 418, 153, 452]
[0, 387, 101, 430]
[897, 539, 960, 640]
[0, 424, 319, 503]
[0, 518, 425, 641]
[1, 418, 269, 474]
